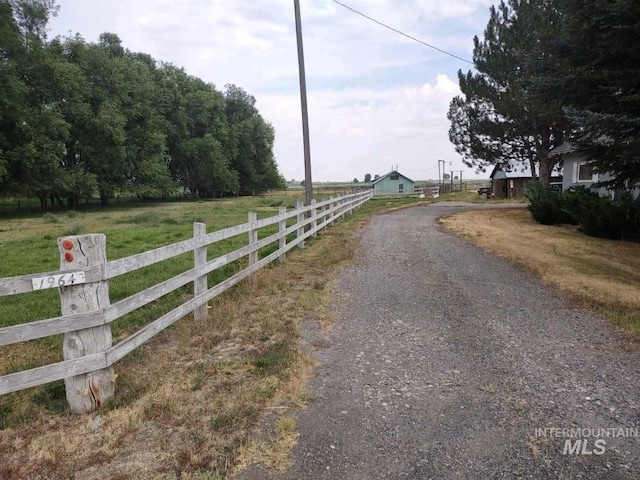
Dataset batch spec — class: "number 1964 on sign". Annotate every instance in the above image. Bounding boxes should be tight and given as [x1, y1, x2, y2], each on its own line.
[31, 272, 86, 291]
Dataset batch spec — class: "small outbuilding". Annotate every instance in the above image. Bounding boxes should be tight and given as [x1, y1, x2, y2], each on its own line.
[489, 164, 562, 199]
[372, 170, 416, 196]
[489, 164, 533, 199]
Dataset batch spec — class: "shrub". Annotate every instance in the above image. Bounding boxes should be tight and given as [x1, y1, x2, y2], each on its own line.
[533, 185, 640, 242]
[618, 195, 640, 242]
[560, 186, 598, 225]
[526, 181, 562, 225]
[42, 212, 60, 224]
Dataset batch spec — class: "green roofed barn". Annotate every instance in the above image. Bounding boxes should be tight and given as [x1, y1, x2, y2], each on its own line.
[372, 170, 416, 197]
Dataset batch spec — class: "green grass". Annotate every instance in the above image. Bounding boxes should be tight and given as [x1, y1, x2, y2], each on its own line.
[63, 222, 85, 236]
[0, 194, 428, 380]
[1, 195, 406, 356]
[253, 341, 297, 377]
[0, 198, 299, 344]
[42, 212, 60, 224]
[0, 192, 436, 476]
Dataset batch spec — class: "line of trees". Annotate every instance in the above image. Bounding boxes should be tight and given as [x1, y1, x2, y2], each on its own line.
[448, 0, 640, 190]
[0, 0, 285, 209]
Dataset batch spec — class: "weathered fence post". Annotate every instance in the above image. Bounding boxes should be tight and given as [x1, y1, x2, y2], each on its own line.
[322, 197, 329, 229]
[248, 212, 258, 277]
[329, 196, 335, 226]
[278, 206, 287, 263]
[311, 198, 317, 237]
[194, 222, 207, 321]
[58, 234, 114, 413]
[295, 199, 305, 249]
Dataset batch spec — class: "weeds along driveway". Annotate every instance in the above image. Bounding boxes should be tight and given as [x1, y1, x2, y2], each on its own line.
[242, 202, 640, 480]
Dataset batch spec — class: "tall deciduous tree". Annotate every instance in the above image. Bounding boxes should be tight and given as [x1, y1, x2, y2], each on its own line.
[0, 1, 283, 206]
[163, 74, 238, 197]
[0, 0, 73, 208]
[0, 0, 24, 182]
[224, 84, 284, 193]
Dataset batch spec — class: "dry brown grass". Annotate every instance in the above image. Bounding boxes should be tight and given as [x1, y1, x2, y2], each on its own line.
[440, 208, 640, 338]
[0, 211, 364, 479]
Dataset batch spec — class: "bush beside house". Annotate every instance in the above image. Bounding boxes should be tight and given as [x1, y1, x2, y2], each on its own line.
[526, 183, 640, 242]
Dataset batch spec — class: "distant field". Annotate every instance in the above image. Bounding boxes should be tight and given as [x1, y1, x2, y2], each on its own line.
[0, 178, 492, 215]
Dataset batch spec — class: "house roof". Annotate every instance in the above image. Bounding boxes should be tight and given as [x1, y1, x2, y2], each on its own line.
[490, 163, 535, 179]
[490, 163, 563, 180]
[548, 142, 577, 158]
[371, 170, 416, 184]
[549, 136, 614, 158]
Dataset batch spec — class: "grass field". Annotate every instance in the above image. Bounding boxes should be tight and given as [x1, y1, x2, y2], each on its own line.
[0, 194, 428, 479]
[441, 208, 640, 340]
[0, 197, 305, 381]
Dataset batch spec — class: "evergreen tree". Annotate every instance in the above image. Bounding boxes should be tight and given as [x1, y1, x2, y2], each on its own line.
[448, 0, 566, 186]
[554, 0, 640, 188]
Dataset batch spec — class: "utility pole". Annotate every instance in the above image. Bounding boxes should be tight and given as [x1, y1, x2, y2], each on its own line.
[294, 0, 313, 206]
[458, 170, 463, 191]
[438, 159, 445, 191]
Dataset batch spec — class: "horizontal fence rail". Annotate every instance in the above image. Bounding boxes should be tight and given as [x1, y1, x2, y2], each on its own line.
[373, 186, 433, 197]
[0, 191, 373, 410]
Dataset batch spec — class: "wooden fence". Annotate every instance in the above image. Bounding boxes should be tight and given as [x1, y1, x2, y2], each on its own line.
[373, 185, 432, 198]
[0, 191, 373, 412]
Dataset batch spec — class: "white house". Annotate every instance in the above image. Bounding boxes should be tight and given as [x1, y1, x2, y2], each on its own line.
[549, 142, 638, 199]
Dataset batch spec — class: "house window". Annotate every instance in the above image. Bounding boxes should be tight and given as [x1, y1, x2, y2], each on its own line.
[390, 174, 399, 180]
[577, 162, 595, 182]
[398, 183, 404, 192]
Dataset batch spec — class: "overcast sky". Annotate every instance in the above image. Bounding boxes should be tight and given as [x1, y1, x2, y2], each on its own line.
[48, 0, 495, 182]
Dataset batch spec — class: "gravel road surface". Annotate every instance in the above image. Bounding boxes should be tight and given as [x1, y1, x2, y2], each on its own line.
[243, 202, 640, 479]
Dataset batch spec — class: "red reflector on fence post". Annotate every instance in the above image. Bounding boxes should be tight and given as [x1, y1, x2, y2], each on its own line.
[58, 234, 114, 413]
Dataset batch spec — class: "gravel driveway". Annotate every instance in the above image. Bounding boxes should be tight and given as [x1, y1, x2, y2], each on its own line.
[244, 202, 640, 479]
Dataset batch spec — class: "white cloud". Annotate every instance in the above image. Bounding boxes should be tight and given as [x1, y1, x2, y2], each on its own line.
[256, 73, 463, 181]
[49, 0, 495, 181]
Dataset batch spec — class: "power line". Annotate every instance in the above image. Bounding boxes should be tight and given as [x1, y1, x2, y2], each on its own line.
[399, 166, 439, 173]
[330, 0, 475, 66]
